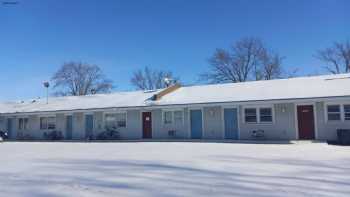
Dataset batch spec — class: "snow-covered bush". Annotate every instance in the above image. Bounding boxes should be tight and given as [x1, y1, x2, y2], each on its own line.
[17, 132, 34, 141]
[0, 131, 8, 140]
[96, 126, 120, 140]
[0, 136, 3, 142]
[43, 130, 64, 141]
[337, 129, 350, 145]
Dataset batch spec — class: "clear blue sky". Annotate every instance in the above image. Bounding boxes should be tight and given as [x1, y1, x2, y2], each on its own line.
[0, 0, 349, 101]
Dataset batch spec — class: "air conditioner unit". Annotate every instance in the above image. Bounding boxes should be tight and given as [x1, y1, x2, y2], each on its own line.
[168, 130, 176, 137]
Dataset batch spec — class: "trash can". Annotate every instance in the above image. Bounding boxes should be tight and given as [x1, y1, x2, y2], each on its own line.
[337, 129, 350, 145]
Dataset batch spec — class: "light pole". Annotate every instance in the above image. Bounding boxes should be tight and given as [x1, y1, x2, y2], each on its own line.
[43, 81, 50, 104]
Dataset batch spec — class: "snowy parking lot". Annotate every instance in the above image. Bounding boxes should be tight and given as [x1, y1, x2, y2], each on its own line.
[0, 142, 349, 197]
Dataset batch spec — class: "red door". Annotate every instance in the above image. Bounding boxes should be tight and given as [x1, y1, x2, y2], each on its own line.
[297, 105, 315, 140]
[142, 112, 152, 139]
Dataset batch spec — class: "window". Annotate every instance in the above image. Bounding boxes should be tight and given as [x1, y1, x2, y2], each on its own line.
[116, 113, 127, 128]
[245, 108, 257, 123]
[244, 107, 274, 123]
[327, 105, 341, 121]
[40, 117, 47, 130]
[163, 110, 184, 125]
[344, 105, 350, 121]
[18, 118, 28, 130]
[105, 113, 127, 130]
[164, 111, 173, 124]
[40, 117, 56, 130]
[174, 111, 183, 124]
[260, 108, 273, 123]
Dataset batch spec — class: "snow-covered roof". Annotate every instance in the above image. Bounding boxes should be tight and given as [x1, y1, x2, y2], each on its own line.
[156, 73, 350, 105]
[1, 73, 350, 114]
[0, 90, 161, 114]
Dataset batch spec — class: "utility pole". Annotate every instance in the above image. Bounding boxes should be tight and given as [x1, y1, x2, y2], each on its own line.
[43, 81, 50, 104]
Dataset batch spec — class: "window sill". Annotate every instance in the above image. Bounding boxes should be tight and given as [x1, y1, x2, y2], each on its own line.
[326, 120, 344, 124]
[244, 122, 274, 125]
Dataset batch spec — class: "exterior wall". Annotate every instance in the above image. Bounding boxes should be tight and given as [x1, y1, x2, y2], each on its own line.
[11, 117, 18, 139]
[93, 111, 104, 136]
[203, 106, 223, 139]
[152, 109, 164, 138]
[88, 110, 143, 140]
[6, 116, 24, 139]
[72, 112, 85, 139]
[239, 103, 296, 140]
[315, 101, 350, 141]
[0, 116, 5, 131]
[183, 108, 190, 138]
[124, 110, 142, 139]
[4, 99, 350, 141]
[28, 115, 40, 139]
[56, 113, 65, 135]
[15, 114, 62, 140]
[155, 108, 188, 139]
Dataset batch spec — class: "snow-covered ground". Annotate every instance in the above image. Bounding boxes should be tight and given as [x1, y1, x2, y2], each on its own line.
[0, 142, 349, 197]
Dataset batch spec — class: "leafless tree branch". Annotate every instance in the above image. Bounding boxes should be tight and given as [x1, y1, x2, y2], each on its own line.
[52, 61, 113, 96]
[316, 40, 350, 74]
[202, 37, 285, 83]
[130, 66, 179, 90]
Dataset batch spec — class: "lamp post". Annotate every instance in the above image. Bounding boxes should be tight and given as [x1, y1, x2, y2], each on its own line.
[43, 81, 50, 104]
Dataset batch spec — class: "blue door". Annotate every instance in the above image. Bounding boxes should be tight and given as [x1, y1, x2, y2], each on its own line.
[66, 115, 73, 140]
[224, 108, 239, 140]
[85, 115, 94, 139]
[190, 110, 203, 139]
[7, 118, 13, 139]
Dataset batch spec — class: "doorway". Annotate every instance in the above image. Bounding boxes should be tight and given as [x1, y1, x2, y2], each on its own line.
[190, 109, 203, 139]
[297, 105, 315, 140]
[142, 112, 152, 139]
[224, 108, 239, 140]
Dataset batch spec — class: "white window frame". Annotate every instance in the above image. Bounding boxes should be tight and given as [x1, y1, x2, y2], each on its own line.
[343, 104, 350, 121]
[243, 106, 275, 124]
[103, 112, 127, 129]
[325, 103, 350, 122]
[40, 116, 56, 130]
[163, 111, 173, 124]
[244, 108, 258, 123]
[18, 117, 29, 131]
[173, 110, 184, 125]
[325, 104, 342, 122]
[162, 109, 184, 126]
[259, 107, 274, 123]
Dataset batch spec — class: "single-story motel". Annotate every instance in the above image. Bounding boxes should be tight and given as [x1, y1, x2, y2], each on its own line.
[1, 73, 350, 141]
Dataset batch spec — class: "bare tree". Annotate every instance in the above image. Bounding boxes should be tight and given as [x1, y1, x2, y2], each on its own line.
[316, 40, 350, 74]
[202, 37, 285, 83]
[258, 50, 284, 80]
[52, 62, 113, 96]
[131, 66, 179, 90]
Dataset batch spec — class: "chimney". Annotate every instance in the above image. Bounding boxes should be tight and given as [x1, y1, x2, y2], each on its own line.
[153, 83, 181, 101]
